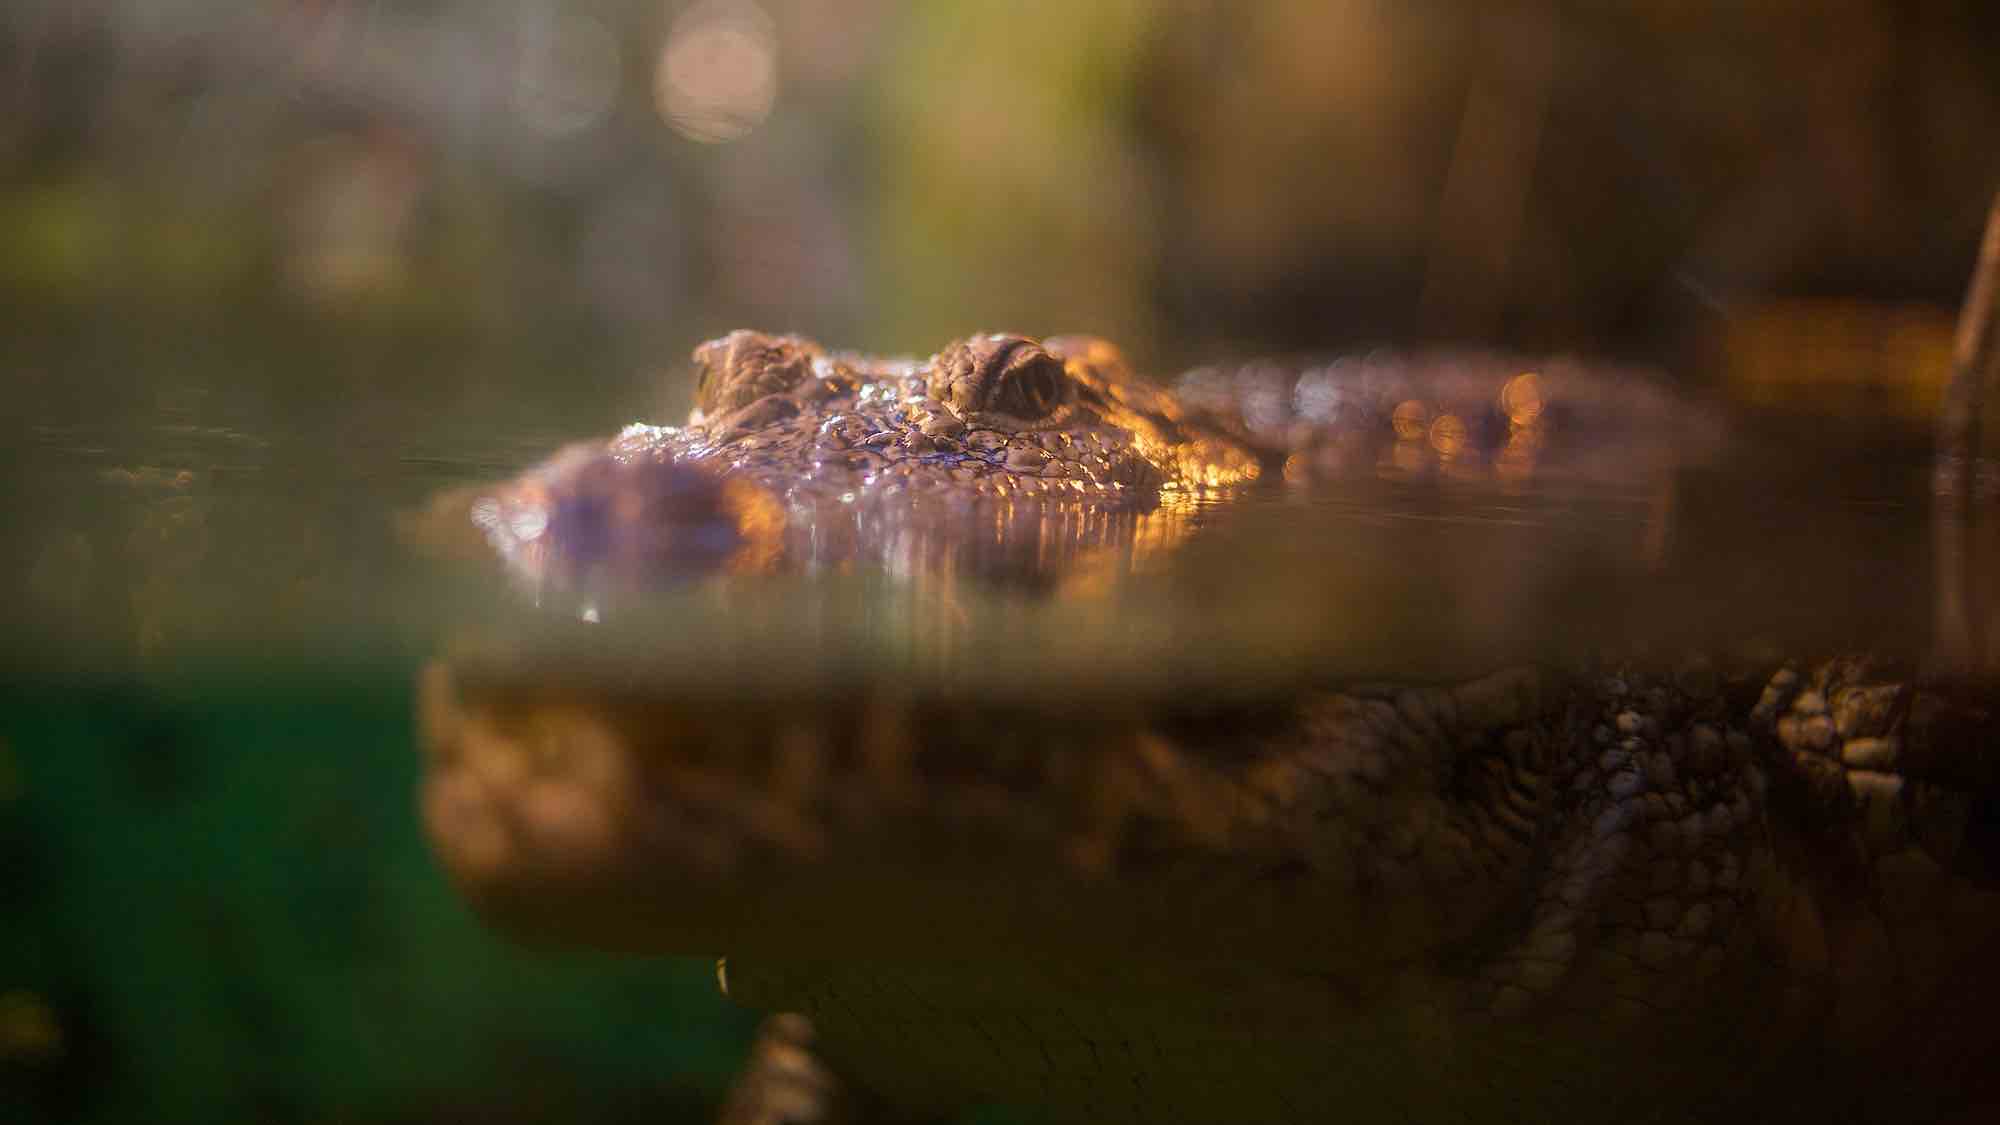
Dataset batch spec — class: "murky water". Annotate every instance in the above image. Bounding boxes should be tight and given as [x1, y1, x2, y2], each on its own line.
[0, 315, 1963, 1123]
[3, 318, 750, 1125]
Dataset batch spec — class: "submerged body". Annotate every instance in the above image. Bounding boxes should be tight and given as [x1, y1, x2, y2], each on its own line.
[421, 332, 2000, 1124]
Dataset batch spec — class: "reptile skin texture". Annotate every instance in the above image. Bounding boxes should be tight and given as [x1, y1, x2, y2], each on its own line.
[421, 332, 2000, 1124]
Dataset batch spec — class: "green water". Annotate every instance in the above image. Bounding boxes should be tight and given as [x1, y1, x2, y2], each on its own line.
[2, 305, 756, 1124]
[1, 685, 754, 1125]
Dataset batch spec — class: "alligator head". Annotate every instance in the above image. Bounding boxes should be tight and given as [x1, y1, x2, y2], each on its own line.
[436, 329, 1704, 599]
[455, 331, 1264, 591]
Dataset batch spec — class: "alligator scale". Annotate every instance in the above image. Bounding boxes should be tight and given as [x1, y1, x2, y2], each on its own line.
[419, 328, 2000, 1124]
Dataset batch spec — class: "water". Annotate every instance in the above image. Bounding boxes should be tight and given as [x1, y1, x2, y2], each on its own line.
[0, 308, 1960, 1124]
[2, 309, 754, 1125]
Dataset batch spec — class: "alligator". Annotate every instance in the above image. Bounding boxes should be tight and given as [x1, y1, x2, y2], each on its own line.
[450, 329, 1692, 593]
[418, 309, 2000, 1123]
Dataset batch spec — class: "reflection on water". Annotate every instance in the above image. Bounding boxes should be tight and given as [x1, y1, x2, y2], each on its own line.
[9, 325, 1941, 693]
[2, 320, 1985, 1125]
[372, 326, 1966, 735]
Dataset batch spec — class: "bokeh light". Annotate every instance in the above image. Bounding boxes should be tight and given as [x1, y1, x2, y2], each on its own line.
[1428, 412, 1467, 459]
[1501, 372, 1545, 426]
[1391, 399, 1430, 442]
[514, 9, 624, 137]
[655, 0, 780, 144]
[0, 990, 62, 1062]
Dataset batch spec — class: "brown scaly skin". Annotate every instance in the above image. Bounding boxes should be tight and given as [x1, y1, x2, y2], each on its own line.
[421, 332, 2000, 1124]
[452, 330, 1694, 593]
[458, 331, 1264, 593]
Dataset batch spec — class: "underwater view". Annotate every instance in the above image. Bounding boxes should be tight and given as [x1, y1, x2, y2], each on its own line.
[6, 2, 2000, 1123]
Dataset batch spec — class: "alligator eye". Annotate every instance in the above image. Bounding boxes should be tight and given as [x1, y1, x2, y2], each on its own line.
[692, 331, 819, 418]
[928, 335, 1073, 423]
[1004, 357, 1065, 417]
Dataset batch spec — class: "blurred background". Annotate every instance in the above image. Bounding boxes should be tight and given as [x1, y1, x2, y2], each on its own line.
[4, 1, 1998, 1122]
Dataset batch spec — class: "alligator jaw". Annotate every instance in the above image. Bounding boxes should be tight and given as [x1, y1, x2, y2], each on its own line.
[417, 654, 1573, 972]
[419, 636, 2000, 1121]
